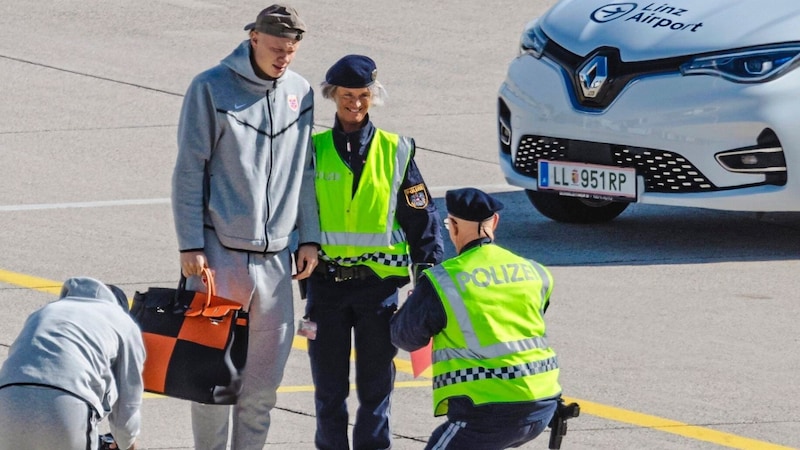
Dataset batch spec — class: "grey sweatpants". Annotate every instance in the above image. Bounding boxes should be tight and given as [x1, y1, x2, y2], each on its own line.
[189, 230, 295, 450]
[0, 384, 98, 450]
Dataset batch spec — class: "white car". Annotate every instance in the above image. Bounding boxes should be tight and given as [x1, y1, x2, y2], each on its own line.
[498, 0, 800, 222]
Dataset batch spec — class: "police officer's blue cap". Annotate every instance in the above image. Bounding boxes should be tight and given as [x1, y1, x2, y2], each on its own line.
[325, 54, 378, 88]
[445, 188, 504, 222]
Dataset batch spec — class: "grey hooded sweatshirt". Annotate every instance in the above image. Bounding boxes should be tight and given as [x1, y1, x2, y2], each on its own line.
[0, 277, 145, 450]
[172, 40, 320, 253]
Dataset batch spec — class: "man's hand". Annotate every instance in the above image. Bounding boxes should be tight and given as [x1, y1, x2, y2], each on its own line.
[180, 251, 208, 277]
[293, 244, 319, 281]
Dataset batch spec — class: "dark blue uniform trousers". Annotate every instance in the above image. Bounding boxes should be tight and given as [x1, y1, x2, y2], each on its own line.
[306, 274, 400, 450]
[425, 398, 557, 450]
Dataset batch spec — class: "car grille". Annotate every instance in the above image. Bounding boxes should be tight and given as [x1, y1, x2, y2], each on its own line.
[514, 135, 716, 193]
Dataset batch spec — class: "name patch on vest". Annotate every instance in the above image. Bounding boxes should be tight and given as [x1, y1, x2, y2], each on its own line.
[316, 171, 341, 181]
[455, 263, 538, 291]
[404, 184, 429, 209]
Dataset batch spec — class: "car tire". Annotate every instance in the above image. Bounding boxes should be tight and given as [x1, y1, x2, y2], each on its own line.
[525, 190, 629, 223]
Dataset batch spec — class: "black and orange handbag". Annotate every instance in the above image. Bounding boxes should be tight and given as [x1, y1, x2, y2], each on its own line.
[131, 268, 248, 405]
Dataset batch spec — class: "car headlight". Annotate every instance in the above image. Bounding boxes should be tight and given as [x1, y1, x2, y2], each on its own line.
[680, 44, 800, 83]
[519, 21, 548, 58]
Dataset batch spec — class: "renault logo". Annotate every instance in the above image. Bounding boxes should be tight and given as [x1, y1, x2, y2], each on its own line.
[578, 55, 608, 99]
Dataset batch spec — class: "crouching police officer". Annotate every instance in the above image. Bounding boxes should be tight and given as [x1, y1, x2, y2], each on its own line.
[390, 188, 562, 450]
[304, 54, 444, 450]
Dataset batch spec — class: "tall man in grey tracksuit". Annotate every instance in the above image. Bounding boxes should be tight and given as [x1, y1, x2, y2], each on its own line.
[171, 4, 320, 449]
[0, 277, 145, 450]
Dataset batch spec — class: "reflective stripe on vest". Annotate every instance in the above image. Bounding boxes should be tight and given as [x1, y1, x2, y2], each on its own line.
[313, 129, 413, 274]
[433, 356, 560, 389]
[321, 228, 408, 248]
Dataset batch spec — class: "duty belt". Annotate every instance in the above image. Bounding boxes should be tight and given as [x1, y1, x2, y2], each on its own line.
[315, 262, 376, 282]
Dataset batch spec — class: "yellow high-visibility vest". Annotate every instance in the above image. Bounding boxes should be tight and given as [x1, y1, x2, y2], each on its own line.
[426, 244, 561, 416]
[313, 129, 412, 279]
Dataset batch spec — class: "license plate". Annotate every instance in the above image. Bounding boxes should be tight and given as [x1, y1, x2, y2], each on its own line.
[538, 161, 636, 200]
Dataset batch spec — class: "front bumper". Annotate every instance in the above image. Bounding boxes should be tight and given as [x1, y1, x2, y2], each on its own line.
[498, 51, 800, 212]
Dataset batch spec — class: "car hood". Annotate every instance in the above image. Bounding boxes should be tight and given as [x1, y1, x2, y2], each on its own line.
[540, 0, 800, 61]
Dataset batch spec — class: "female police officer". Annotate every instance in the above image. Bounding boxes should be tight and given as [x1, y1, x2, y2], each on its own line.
[304, 54, 443, 450]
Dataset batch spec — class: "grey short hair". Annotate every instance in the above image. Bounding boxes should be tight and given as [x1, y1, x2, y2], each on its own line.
[320, 80, 387, 106]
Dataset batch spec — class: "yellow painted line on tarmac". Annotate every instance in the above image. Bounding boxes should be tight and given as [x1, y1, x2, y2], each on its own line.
[142, 336, 428, 398]
[278, 380, 429, 394]
[568, 397, 795, 450]
[1, 268, 793, 449]
[291, 335, 434, 379]
[0, 269, 63, 295]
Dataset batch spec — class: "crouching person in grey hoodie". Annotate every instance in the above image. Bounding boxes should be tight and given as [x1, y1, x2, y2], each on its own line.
[0, 277, 145, 450]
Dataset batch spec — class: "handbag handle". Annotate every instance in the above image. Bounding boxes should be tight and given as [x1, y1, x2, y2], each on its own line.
[177, 267, 216, 315]
[182, 267, 242, 317]
[200, 267, 216, 310]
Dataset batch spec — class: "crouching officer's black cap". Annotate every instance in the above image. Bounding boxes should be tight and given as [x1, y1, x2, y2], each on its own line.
[446, 188, 505, 222]
[325, 54, 378, 88]
[244, 3, 306, 40]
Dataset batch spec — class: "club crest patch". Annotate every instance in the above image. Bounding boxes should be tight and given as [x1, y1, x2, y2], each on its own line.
[404, 184, 429, 209]
[288, 94, 299, 112]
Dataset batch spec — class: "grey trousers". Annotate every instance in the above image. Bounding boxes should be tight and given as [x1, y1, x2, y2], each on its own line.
[0, 384, 97, 450]
[189, 230, 295, 450]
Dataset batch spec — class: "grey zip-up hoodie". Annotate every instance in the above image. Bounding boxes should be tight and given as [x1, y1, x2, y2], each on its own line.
[0, 277, 145, 450]
[173, 40, 320, 253]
